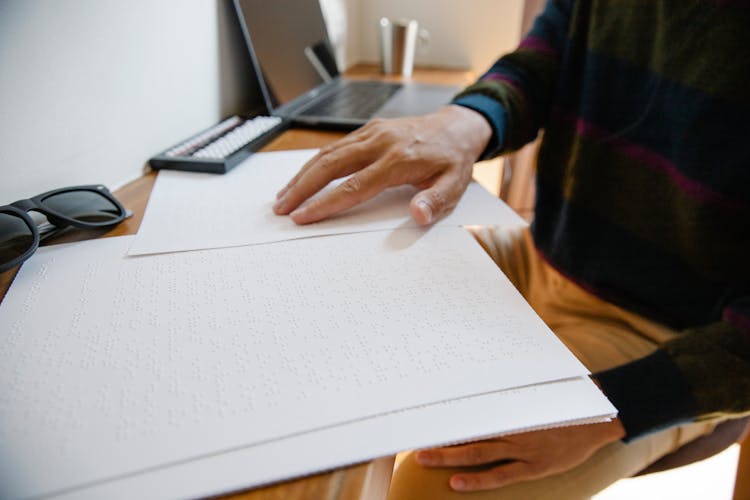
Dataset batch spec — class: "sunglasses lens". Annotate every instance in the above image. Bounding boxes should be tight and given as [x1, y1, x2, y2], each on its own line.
[41, 190, 122, 223]
[0, 212, 35, 264]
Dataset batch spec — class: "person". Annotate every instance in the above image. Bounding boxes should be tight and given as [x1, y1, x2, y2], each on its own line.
[274, 1, 750, 498]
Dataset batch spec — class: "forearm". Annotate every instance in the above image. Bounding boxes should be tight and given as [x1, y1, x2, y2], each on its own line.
[451, 0, 572, 158]
[439, 105, 493, 163]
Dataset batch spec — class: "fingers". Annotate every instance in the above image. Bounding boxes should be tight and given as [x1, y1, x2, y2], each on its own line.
[289, 150, 472, 225]
[450, 461, 536, 492]
[409, 169, 470, 225]
[273, 110, 481, 225]
[414, 422, 628, 492]
[288, 156, 395, 224]
[276, 130, 374, 201]
[416, 439, 514, 468]
[274, 139, 376, 216]
[416, 441, 539, 492]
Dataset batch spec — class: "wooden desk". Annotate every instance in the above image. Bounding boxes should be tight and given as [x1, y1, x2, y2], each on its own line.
[0, 64, 475, 500]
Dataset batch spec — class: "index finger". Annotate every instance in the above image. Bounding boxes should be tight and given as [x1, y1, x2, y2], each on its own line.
[450, 461, 533, 492]
[289, 155, 396, 224]
[273, 140, 377, 215]
[276, 131, 371, 200]
[416, 440, 516, 467]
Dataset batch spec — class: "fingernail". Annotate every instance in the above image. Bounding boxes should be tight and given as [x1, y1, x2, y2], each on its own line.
[416, 451, 432, 465]
[416, 199, 433, 224]
[289, 207, 306, 221]
[273, 199, 285, 212]
[451, 476, 467, 490]
[276, 186, 289, 199]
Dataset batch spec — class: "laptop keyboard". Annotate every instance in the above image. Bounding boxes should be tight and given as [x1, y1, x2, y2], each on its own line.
[300, 81, 402, 120]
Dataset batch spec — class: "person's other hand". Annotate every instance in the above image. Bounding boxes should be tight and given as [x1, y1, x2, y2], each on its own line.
[273, 105, 492, 225]
[415, 419, 625, 492]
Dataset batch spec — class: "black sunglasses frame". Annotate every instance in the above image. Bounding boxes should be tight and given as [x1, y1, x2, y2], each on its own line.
[0, 185, 128, 273]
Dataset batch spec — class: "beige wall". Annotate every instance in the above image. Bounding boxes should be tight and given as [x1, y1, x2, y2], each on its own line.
[354, 0, 524, 72]
[320, 0, 362, 70]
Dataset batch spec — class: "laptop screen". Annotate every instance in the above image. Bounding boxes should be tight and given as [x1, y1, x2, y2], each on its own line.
[234, 0, 339, 111]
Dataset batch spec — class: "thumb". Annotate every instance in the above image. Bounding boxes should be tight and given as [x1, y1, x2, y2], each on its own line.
[410, 194, 437, 225]
[410, 174, 466, 225]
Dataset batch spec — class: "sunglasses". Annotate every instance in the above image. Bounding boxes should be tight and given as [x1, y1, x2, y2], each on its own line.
[0, 185, 130, 273]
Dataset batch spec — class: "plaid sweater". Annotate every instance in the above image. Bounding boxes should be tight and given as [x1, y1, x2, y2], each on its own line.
[453, 0, 750, 440]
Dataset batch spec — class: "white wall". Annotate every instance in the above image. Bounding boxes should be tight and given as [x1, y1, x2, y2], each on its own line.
[0, 0, 260, 204]
[355, 0, 524, 73]
[320, 0, 362, 71]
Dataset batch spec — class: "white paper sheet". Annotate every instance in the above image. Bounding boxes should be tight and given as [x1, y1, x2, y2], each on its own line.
[128, 149, 527, 256]
[48, 378, 615, 500]
[0, 229, 590, 500]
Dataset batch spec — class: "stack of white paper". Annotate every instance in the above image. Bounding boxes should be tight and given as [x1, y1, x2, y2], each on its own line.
[127, 149, 527, 256]
[0, 151, 615, 500]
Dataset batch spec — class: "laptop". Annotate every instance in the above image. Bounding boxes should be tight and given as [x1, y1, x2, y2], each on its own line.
[233, 0, 462, 129]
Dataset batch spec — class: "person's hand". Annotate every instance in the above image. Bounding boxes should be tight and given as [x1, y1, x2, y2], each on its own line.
[273, 105, 492, 225]
[415, 419, 625, 492]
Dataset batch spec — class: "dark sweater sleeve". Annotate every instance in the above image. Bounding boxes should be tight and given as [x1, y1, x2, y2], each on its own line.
[452, 0, 572, 159]
[594, 298, 750, 441]
[452, 0, 750, 442]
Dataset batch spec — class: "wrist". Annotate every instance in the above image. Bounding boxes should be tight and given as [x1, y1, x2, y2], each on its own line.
[590, 378, 626, 442]
[440, 105, 493, 162]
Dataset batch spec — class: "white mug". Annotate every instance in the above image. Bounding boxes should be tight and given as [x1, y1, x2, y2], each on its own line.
[379, 18, 430, 77]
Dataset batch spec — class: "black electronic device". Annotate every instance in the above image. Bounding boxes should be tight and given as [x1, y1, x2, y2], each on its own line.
[233, 0, 460, 130]
[149, 115, 288, 174]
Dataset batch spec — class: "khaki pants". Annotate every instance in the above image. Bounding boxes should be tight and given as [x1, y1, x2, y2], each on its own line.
[388, 226, 718, 500]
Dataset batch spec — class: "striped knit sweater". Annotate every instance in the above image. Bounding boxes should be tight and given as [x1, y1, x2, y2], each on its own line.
[453, 0, 750, 440]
